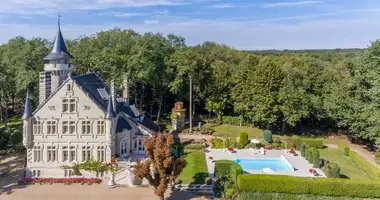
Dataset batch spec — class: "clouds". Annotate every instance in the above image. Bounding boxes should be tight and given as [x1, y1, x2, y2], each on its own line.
[0, 0, 379, 49]
[261, 1, 323, 8]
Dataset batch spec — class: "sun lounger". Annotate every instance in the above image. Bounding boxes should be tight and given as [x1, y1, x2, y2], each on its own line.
[260, 147, 266, 155]
[249, 148, 258, 154]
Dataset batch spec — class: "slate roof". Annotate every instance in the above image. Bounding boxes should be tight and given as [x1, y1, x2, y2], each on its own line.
[71, 72, 159, 134]
[44, 28, 74, 61]
[22, 89, 33, 120]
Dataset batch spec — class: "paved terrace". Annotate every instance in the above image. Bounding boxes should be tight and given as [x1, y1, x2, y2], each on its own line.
[205, 149, 325, 178]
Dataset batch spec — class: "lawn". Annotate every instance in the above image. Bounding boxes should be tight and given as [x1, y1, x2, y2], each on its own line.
[319, 148, 370, 179]
[236, 192, 375, 200]
[212, 124, 263, 139]
[179, 150, 208, 184]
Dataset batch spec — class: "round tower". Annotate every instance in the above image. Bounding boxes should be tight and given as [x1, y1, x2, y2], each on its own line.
[22, 89, 33, 148]
[43, 17, 74, 93]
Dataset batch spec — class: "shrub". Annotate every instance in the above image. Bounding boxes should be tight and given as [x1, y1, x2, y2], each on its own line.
[224, 138, 234, 148]
[237, 174, 380, 198]
[184, 144, 205, 150]
[201, 124, 214, 134]
[338, 143, 350, 156]
[236, 142, 244, 149]
[322, 163, 340, 178]
[222, 116, 248, 126]
[239, 131, 249, 146]
[307, 147, 316, 163]
[263, 130, 272, 143]
[312, 149, 320, 168]
[300, 143, 306, 157]
[301, 139, 324, 149]
[349, 151, 380, 180]
[211, 137, 224, 149]
[214, 160, 243, 183]
[330, 163, 341, 178]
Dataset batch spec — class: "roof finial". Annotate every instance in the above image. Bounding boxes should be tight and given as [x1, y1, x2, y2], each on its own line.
[58, 14, 61, 29]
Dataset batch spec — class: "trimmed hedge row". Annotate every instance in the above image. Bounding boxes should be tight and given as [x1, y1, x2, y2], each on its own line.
[237, 174, 380, 198]
[184, 144, 205, 150]
[337, 143, 350, 156]
[348, 151, 380, 180]
[301, 139, 324, 149]
[214, 160, 243, 183]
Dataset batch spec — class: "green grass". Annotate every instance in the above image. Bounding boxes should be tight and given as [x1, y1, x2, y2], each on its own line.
[212, 124, 263, 138]
[0, 119, 22, 129]
[319, 148, 370, 180]
[179, 150, 208, 184]
[236, 192, 375, 200]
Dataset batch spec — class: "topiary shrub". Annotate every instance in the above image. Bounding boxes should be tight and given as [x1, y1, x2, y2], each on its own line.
[236, 142, 244, 149]
[322, 163, 333, 177]
[224, 138, 234, 148]
[338, 143, 350, 156]
[312, 149, 320, 168]
[330, 163, 341, 178]
[306, 147, 316, 163]
[263, 130, 272, 143]
[214, 160, 243, 183]
[300, 143, 306, 157]
[239, 131, 249, 146]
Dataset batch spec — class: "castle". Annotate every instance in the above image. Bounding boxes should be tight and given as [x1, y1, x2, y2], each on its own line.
[21, 23, 159, 178]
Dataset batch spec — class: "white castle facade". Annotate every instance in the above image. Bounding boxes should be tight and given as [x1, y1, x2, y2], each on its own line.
[22, 24, 159, 178]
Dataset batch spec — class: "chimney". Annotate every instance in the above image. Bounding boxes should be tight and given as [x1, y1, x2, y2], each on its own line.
[123, 74, 129, 105]
[39, 71, 51, 105]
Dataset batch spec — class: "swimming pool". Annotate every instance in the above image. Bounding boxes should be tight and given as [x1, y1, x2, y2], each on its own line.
[235, 157, 293, 171]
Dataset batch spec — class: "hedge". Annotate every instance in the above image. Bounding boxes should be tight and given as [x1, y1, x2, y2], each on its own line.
[348, 151, 380, 180]
[337, 143, 350, 156]
[184, 144, 205, 150]
[301, 139, 324, 149]
[237, 174, 380, 198]
[214, 160, 243, 183]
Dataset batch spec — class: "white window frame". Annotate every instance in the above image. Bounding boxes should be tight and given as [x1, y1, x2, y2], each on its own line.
[81, 121, 91, 134]
[69, 146, 76, 162]
[47, 146, 57, 162]
[47, 121, 57, 134]
[97, 146, 105, 162]
[82, 146, 91, 162]
[33, 146, 42, 162]
[62, 146, 69, 162]
[96, 121, 105, 134]
[62, 98, 76, 113]
[33, 121, 42, 135]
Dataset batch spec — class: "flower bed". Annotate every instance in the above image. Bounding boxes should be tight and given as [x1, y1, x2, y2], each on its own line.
[19, 177, 102, 185]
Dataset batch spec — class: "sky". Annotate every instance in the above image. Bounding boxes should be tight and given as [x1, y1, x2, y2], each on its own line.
[0, 0, 380, 50]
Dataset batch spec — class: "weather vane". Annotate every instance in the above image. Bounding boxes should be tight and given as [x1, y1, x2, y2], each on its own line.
[58, 15, 61, 28]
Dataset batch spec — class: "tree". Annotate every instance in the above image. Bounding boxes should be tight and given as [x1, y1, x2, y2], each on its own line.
[134, 132, 186, 200]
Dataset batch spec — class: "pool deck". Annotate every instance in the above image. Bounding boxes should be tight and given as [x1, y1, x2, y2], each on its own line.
[205, 149, 325, 178]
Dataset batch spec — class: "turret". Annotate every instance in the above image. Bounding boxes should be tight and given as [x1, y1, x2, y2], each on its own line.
[41, 16, 74, 100]
[105, 95, 116, 161]
[22, 89, 33, 148]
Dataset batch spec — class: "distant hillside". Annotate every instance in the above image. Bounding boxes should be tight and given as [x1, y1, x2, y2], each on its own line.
[244, 48, 365, 58]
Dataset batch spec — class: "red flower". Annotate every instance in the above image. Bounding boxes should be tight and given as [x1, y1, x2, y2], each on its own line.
[18, 177, 102, 185]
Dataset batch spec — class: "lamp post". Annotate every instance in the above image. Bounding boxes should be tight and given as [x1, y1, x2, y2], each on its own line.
[189, 75, 192, 133]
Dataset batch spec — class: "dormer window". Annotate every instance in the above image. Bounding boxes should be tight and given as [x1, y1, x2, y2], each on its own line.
[67, 84, 71, 91]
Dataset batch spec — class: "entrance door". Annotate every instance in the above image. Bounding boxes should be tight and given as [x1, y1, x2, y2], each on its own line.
[120, 140, 129, 159]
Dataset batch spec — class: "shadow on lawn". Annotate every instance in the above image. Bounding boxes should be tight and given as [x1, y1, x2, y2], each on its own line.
[189, 172, 210, 185]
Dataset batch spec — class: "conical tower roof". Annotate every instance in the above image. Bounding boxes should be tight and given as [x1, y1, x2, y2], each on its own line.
[105, 95, 116, 119]
[22, 89, 33, 120]
[43, 19, 73, 61]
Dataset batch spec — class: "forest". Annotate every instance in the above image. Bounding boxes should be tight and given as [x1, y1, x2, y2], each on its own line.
[1, 28, 380, 156]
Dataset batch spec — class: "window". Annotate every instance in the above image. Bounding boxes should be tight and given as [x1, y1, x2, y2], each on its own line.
[81, 121, 91, 134]
[62, 146, 69, 162]
[33, 146, 42, 162]
[47, 146, 57, 162]
[63, 121, 76, 134]
[62, 98, 76, 113]
[33, 121, 41, 135]
[69, 146, 76, 162]
[138, 139, 144, 151]
[82, 146, 91, 162]
[121, 141, 128, 155]
[96, 121, 105, 134]
[64, 169, 72, 177]
[97, 146, 105, 162]
[62, 99, 68, 112]
[32, 170, 41, 177]
[47, 121, 56, 134]
[62, 121, 68, 134]
[67, 84, 71, 91]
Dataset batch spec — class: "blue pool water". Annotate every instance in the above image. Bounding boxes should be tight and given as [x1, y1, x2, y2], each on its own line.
[235, 158, 292, 171]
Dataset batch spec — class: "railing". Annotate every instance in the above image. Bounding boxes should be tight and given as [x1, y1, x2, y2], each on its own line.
[173, 184, 214, 193]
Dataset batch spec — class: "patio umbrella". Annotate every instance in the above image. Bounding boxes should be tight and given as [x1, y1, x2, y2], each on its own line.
[250, 139, 261, 144]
